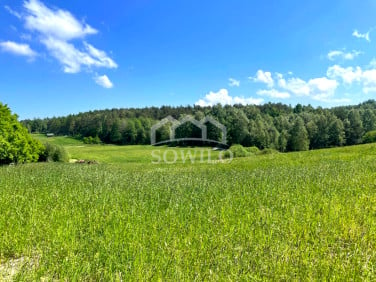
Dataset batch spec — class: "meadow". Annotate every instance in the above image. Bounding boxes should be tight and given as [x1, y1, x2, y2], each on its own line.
[1, 136, 376, 280]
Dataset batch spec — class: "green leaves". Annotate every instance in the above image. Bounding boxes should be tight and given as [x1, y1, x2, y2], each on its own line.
[0, 103, 44, 164]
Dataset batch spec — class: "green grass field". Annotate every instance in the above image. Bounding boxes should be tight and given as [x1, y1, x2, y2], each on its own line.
[1, 137, 376, 280]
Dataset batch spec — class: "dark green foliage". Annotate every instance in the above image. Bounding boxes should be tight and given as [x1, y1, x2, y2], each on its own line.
[83, 136, 101, 144]
[21, 100, 376, 152]
[328, 119, 345, 146]
[278, 129, 289, 152]
[289, 117, 310, 151]
[0, 103, 44, 164]
[362, 109, 376, 133]
[225, 107, 249, 145]
[346, 110, 364, 145]
[362, 131, 376, 144]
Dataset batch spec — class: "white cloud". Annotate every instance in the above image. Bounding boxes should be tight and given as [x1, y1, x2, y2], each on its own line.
[281, 77, 310, 96]
[327, 64, 376, 94]
[327, 65, 362, 84]
[2, 0, 117, 84]
[41, 37, 117, 73]
[307, 77, 338, 101]
[251, 70, 274, 87]
[195, 89, 263, 107]
[0, 41, 37, 58]
[23, 0, 97, 40]
[94, 74, 113, 89]
[228, 78, 240, 87]
[352, 29, 370, 42]
[253, 71, 339, 102]
[308, 77, 338, 93]
[327, 50, 362, 61]
[257, 89, 290, 99]
[282, 76, 337, 101]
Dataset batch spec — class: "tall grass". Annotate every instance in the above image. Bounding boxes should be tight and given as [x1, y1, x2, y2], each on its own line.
[0, 144, 376, 280]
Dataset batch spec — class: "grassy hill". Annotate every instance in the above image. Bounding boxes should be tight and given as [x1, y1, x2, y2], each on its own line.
[1, 142, 376, 280]
[32, 134, 225, 164]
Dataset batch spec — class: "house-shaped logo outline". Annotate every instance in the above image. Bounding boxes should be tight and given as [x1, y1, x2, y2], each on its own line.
[150, 115, 227, 146]
[171, 115, 207, 141]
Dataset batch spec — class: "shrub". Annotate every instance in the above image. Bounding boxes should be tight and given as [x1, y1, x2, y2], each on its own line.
[39, 143, 69, 162]
[83, 136, 102, 144]
[246, 146, 260, 154]
[223, 144, 250, 159]
[362, 131, 376, 144]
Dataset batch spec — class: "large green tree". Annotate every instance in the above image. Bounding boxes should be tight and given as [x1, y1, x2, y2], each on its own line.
[0, 103, 44, 164]
[288, 116, 310, 151]
[346, 110, 364, 145]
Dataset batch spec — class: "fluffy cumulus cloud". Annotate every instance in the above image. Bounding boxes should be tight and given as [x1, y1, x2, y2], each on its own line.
[195, 89, 263, 107]
[228, 78, 240, 87]
[0, 41, 37, 58]
[253, 70, 339, 102]
[251, 70, 274, 88]
[326, 65, 362, 84]
[327, 64, 376, 93]
[327, 50, 362, 61]
[23, 0, 97, 40]
[307, 77, 338, 101]
[3, 0, 117, 88]
[94, 74, 113, 89]
[247, 26, 376, 103]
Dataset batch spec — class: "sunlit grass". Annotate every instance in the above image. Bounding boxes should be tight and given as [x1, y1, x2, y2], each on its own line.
[1, 143, 376, 280]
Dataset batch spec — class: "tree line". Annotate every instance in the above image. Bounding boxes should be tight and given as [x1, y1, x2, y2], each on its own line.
[22, 100, 376, 152]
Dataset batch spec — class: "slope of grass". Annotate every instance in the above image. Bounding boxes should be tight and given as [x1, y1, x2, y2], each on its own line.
[1, 144, 376, 280]
[32, 134, 224, 164]
[32, 134, 83, 146]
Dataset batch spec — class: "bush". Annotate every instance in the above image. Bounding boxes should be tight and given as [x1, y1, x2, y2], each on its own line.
[83, 136, 102, 144]
[362, 131, 376, 144]
[223, 144, 250, 159]
[223, 145, 279, 159]
[246, 146, 260, 154]
[39, 143, 69, 162]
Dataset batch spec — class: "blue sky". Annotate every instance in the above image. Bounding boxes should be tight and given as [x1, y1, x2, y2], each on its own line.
[1, 0, 376, 119]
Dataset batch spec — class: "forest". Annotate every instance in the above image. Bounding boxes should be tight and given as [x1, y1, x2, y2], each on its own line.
[22, 100, 376, 152]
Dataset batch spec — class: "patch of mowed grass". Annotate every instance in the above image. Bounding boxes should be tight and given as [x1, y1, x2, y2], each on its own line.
[32, 134, 83, 146]
[67, 145, 224, 164]
[0, 144, 376, 280]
